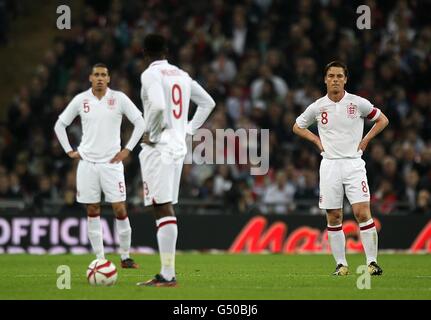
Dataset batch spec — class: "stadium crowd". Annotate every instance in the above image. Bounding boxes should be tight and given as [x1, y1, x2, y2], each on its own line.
[0, 0, 21, 47]
[0, 0, 430, 215]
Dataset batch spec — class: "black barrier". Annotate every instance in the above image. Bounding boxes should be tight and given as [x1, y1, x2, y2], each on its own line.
[0, 213, 430, 253]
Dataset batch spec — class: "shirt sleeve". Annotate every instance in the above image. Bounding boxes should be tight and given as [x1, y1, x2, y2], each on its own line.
[58, 95, 80, 126]
[118, 92, 145, 151]
[54, 119, 73, 154]
[358, 97, 381, 121]
[295, 103, 317, 128]
[125, 117, 145, 151]
[141, 71, 166, 143]
[188, 80, 216, 135]
[120, 92, 143, 123]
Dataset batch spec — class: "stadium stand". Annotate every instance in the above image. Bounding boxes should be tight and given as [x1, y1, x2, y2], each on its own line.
[0, 0, 430, 215]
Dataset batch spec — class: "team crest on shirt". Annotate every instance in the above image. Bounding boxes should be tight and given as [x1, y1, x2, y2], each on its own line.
[346, 103, 358, 118]
[107, 97, 116, 109]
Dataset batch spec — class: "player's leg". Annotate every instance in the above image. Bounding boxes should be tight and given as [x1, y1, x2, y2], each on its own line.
[149, 161, 183, 283]
[76, 160, 105, 259]
[137, 147, 179, 286]
[326, 209, 349, 275]
[137, 202, 178, 287]
[345, 158, 382, 275]
[351, 201, 382, 275]
[100, 162, 138, 268]
[86, 203, 105, 259]
[152, 202, 178, 285]
[111, 201, 138, 268]
[320, 159, 348, 275]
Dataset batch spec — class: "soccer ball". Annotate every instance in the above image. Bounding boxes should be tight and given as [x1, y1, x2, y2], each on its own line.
[86, 259, 118, 286]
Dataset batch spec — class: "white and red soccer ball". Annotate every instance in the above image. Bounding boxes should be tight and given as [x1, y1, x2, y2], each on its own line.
[86, 259, 118, 286]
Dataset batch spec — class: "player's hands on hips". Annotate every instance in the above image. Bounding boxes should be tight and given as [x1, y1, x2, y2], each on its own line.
[315, 138, 324, 153]
[358, 138, 369, 153]
[67, 151, 81, 159]
[142, 133, 155, 146]
[110, 149, 130, 163]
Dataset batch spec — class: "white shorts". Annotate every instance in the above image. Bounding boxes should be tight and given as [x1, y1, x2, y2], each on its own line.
[139, 145, 184, 206]
[319, 158, 370, 209]
[76, 160, 126, 203]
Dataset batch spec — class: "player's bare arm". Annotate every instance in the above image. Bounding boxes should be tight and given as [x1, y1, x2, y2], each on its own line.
[292, 123, 324, 153]
[110, 148, 130, 163]
[141, 132, 155, 146]
[67, 151, 82, 159]
[358, 112, 389, 152]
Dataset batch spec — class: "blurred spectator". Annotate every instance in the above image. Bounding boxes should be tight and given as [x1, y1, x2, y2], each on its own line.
[229, 6, 252, 57]
[237, 178, 258, 214]
[250, 64, 288, 102]
[261, 170, 296, 214]
[404, 169, 420, 211]
[294, 170, 320, 213]
[0, 175, 12, 199]
[213, 165, 234, 198]
[8, 173, 23, 200]
[226, 84, 252, 123]
[211, 52, 237, 84]
[371, 179, 398, 215]
[413, 190, 431, 215]
[33, 175, 55, 210]
[379, 156, 404, 197]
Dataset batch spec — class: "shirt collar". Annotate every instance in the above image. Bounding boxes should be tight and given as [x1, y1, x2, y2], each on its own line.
[325, 90, 348, 104]
[89, 87, 111, 100]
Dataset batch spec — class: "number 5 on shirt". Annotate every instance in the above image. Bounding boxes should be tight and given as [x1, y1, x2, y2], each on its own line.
[83, 102, 90, 113]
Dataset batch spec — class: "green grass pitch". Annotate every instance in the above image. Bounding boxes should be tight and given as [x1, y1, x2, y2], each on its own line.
[0, 254, 430, 300]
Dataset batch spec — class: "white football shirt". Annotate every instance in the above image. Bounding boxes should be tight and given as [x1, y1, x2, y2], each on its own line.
[58, 88, 143, 162]
[296, 91, 381, 159]
[140, 60, 215, 157]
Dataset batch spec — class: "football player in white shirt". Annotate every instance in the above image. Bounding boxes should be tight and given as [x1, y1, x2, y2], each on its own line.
[54, 63, 145, 269]
[293, 61, 389, 276]
[136, 34, 216, 287]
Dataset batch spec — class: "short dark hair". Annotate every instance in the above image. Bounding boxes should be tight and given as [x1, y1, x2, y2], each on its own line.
[92, 63, 109, 74]
[143, 34, 168, 58]
[324, 61, 348, 78]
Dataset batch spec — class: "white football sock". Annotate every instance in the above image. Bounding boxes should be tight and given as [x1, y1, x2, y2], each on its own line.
[87, 216, 104, 259]
[156, 216, 178, 281]
[359, 219, 378, 265]
[116, 217, 132, 261]
[327, 224, 348, 266]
